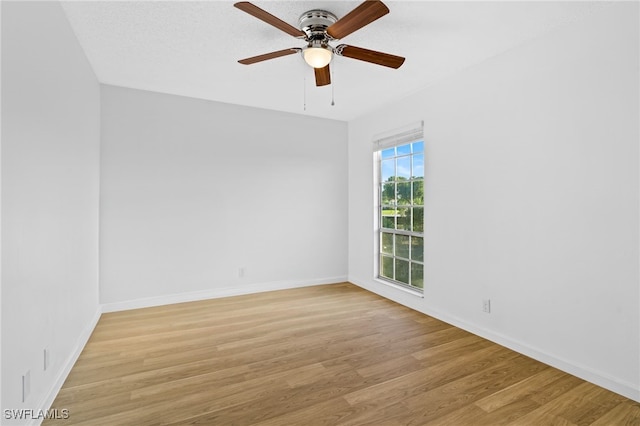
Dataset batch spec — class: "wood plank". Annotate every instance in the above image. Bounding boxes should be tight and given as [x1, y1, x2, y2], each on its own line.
[505, 381, 628, 425]
[343, 343, 515, 406]
[474, 367, 565, 412]
[399, 354, 548, 423]
[590, 401, 640, 425]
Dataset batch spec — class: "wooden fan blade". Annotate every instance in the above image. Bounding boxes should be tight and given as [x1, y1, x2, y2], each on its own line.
[234, 2, 305, 38]
[326, 0, 389, 40]
[314, 65, 331, 86]
[238, 48, 300, 65]
[335, 44, 405, 69]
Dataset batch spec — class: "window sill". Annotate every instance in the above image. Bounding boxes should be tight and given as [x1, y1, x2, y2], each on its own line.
[374, 278, 424, 298]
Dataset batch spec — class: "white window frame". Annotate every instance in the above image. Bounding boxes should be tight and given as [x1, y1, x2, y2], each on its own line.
[373, 121, 425, 295]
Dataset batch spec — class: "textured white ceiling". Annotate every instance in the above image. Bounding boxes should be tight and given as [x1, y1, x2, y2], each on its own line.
[60, 1, 603, 121]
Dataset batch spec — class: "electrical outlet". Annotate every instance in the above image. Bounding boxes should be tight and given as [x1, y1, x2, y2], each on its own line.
[483, 299, 491, 313]
[44, 348, 50, 371]
[22, 370, 31, 402]
[238, 267, 245, 278]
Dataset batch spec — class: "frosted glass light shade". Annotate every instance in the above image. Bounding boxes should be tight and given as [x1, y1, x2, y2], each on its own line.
[303, 47, 333, 68]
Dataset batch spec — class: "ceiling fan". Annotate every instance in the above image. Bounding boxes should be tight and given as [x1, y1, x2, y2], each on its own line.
[234, 1, 405, 87]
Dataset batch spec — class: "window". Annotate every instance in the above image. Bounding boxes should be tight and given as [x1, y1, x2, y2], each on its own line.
[375, 123, 424, 292]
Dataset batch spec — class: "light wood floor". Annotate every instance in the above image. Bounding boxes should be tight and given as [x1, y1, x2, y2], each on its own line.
[45, 283, 639, 425]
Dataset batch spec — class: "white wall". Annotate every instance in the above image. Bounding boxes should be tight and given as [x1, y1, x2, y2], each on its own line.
[1, 1, 101, 422]
[100, 86, 348, 308]
[348, 2, 639, 401]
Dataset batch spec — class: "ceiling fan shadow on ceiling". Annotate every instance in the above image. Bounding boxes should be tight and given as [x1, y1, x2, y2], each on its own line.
[234, 0, 405, 87]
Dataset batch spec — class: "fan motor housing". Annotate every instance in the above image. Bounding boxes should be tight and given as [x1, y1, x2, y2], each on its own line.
[298, 10, 337, 40]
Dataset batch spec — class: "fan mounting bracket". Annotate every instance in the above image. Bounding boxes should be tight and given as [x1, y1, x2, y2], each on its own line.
[298, 10, 338, 40]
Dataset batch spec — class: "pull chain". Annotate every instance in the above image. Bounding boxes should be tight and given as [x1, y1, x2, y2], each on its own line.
[331, 60, 335, 106]
[331, 83, 335, 106]
[303, 74, 307, 111]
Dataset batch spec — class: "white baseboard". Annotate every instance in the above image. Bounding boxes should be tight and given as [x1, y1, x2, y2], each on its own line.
[31, 306, 102, 426]
[101, 276, 348, 313]
[348, 277, 640, 403]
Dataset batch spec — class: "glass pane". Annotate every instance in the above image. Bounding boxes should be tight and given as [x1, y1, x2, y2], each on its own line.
[397, 181, 411, 205]
[411, 236, 424, 262]
[381, 182, 395, 205]
[411, 263, 424, 288]
[396, 234, 410, 259]
[396, 207, 410, 230]
[412, 141, 424, 153]
[397, 156, 411, 179]
[412, 180, 424, 205]
[396, 143, 411, 156]
[381, 147, 395, 159]
[412, 207, 424, 232]
[381, 233, 393, 255]
[381, 159, 395, 182]
[395, 259, 409, 284]
[382, 215, 395, 229]
[381, 255, 394, 279]
[413, 154, 424, 179]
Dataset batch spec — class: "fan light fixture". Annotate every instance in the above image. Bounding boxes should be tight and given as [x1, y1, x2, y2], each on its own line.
[303, 45, 333, 68]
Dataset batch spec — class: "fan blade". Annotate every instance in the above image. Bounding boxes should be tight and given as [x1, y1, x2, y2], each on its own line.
[314, 65, 331, 86]
[238, 48, 300, 65]
[326, 0, 389, 40]
[335, 44, 404, 69]
[234, 2, 306, 38]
